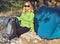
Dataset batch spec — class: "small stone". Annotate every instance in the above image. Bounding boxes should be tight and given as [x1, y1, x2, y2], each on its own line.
[33, 40, 38, 43]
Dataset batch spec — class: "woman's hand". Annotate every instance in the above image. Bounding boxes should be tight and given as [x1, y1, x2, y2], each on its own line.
[31, 32, 36, 35]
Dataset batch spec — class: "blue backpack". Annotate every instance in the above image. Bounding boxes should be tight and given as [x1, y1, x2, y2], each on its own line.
[34, 6, 60, 40]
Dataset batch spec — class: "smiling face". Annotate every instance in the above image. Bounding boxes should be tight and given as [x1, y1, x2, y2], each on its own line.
[24, 2, 31, 11]
[23, 1, 33, 12]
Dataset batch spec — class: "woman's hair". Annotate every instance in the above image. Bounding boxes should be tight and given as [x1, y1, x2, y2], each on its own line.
[22, 1, 34, 13]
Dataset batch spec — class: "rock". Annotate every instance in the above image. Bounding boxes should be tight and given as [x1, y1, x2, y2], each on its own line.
[0, 33, 9, 44]
[20, 32, 47, 44]
[9, 32, 47, 44]
[0, 31, 60, 44]
[10, 38, 23, 44]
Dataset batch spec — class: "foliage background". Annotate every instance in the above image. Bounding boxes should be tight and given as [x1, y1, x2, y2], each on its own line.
[0, 0, 24, 12]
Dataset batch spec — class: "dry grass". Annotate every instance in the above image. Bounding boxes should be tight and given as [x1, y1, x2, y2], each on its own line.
[0, 10, 22, 17]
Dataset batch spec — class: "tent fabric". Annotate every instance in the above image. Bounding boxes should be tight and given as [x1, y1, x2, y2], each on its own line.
[34, 6, 60, 40]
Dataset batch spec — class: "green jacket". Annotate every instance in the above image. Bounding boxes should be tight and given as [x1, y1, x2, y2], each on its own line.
[16, 11, 34, 32]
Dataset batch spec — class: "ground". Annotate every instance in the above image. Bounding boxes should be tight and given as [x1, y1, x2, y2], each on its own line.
[0, 11, 60, 44]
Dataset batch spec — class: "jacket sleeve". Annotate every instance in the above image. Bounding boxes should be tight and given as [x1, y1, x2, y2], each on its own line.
[30, 22, 34, 32]
[16, 13, 24, 21]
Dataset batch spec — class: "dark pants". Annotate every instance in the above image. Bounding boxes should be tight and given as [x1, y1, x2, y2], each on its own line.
[9, 21, 30, 40]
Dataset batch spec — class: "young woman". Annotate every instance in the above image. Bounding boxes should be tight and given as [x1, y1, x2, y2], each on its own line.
[16, 1, 34, 32]
[14, 1, 35, 37]
[17, 1, 34, 30]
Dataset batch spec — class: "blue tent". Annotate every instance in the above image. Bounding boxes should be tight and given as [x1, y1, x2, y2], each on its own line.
[34, 6, 60, 40]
